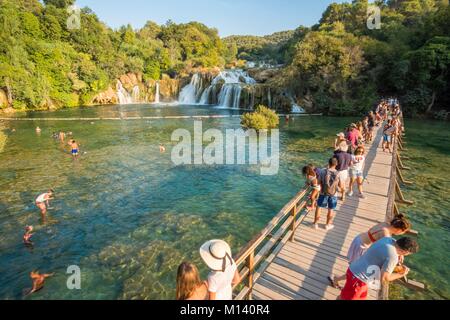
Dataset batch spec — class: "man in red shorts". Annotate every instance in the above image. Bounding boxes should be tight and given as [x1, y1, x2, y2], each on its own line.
[340, 237, 419, 300]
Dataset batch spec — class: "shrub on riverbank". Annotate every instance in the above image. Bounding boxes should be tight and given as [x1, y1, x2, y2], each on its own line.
[241, 105, 279, 131]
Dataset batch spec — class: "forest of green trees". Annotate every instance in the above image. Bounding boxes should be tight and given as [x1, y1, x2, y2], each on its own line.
[0, 0, 235, 109]
[0, 0, 449, 117]
[228, 0, 449, 117]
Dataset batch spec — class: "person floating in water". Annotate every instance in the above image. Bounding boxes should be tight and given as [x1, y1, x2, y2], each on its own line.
[160, 144, 166, 153]
[68, 139, 79, 157]
[23, 226, 34, 246]
[35, 189, 54, 216]
[36, 127, 41, 134]
[59, 131, 65, 142]
[25, 271, 55, 296]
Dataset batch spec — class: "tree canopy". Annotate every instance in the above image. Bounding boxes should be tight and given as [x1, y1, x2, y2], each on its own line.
[0, 0, 234, 109]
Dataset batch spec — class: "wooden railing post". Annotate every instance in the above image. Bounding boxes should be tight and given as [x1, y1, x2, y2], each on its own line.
[290, 203, 297, 242]
[246, 251, 255, 300]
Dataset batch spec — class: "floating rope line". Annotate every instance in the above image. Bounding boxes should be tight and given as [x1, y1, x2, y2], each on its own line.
[0, 114, 322, 121]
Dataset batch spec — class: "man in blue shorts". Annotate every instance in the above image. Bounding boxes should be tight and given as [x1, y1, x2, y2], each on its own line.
[314, 158, 341, 231]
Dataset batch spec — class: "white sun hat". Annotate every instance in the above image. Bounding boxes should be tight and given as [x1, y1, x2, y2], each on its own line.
[200, 240, 234, 272]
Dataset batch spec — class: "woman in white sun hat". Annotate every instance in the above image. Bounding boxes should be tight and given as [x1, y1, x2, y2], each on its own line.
[200, 239, 241, 300]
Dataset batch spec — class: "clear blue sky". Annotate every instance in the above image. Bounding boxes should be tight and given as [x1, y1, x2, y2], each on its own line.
[75, 0, 348, 37]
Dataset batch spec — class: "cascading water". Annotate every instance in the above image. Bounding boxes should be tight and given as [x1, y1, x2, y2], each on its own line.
[178, 70, 256, 108]
[117, 81, 133, 105]
[178, 73, 203, 104]
[132, 86, 140, 103]
[207, 70, 256, 109]
[292, 104, 305, 113]
[154, 82, 160, 104]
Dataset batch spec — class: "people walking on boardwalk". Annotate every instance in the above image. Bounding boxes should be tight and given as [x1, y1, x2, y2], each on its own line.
[25, 271, 55, 296]
[200, 240, 241, 300]
[302, 164, 321, 211]
[35, 189, 54, 216]
[330, 214, 411, 289]
[314, 158, 341, 231]
[334, 132, 347, 151]
[367, 111, 376, 142]
[23, 226, 34, 246]
[348, 146, 366, 198]
[347, 123, 362, 152]
[362, 116, 370, 142]
[382, 120, 396, 153]
[176, 262, 209, 300]
[339, 237, 419, 300]
[334, 145, 353, 202]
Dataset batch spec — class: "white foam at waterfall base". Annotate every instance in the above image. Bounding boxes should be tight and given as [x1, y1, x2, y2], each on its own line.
[292, 104, 305, 114]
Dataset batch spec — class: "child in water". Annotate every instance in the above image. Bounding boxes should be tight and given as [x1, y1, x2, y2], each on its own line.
[25, 271, 55, 296]
[23, 226, 34, 245]
[68, 139, 79, 157]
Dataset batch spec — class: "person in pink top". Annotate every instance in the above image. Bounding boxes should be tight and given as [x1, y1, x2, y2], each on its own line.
[347, 124, 361, 151]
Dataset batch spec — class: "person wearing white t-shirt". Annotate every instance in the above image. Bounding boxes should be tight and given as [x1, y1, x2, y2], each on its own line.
[348, 147, 366, 199]
[200, 239, 241, 300]
[35, 189, 54, 216]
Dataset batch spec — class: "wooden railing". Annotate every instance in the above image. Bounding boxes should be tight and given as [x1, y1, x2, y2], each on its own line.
[232, 188, 313, 300]
[380, 113, 424, 299]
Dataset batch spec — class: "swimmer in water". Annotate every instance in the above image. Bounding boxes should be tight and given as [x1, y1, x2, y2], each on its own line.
[36, 127, 41, 134]
[35, 189, 54, 216]
[160, 144, 166, 153]
[23, 226, 34, 246]
[69, 139, 79, 157]
[26, 271, 55, 296]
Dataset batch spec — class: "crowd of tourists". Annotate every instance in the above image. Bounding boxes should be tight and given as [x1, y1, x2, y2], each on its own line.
[301, 99, 419, 300]
[173, 99, 418, 301]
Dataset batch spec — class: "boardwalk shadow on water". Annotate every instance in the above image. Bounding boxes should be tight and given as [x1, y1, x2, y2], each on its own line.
[253, 128, 387, 300]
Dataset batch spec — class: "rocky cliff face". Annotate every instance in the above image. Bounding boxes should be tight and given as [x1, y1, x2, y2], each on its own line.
[92, 72, 182, 105]
[0, 89, 8, 109]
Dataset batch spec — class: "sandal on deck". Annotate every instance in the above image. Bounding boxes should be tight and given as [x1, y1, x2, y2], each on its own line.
[328, 276, 342, 290]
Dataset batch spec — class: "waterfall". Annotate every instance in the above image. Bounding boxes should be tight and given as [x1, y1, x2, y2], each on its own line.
[117, 81, 133, 105]
[179, 70, 256, 108]
[200, 86, 212, 105]
[209, 70, 255, 108]
[288, 94, 305, 113]
[154, 82, 160, 104]
[132, 86, 140, 103]
[179, 73, 203, 104]
[291, 104, 305, 113]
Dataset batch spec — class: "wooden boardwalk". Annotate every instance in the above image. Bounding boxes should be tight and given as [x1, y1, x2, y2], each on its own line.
[250, 127, 393, 300]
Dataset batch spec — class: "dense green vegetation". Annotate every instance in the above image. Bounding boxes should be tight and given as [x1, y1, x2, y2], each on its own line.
[230, 0, 449, 117]
[0, 0, 234, 110]
[224, 29, 310, 65]
[241, 105, 280, 130]
[1, 0, 448, 117]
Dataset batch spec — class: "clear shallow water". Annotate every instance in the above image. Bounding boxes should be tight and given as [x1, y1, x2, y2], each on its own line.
[390, 119, 450, 300]
[0, 104, 448, 300]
